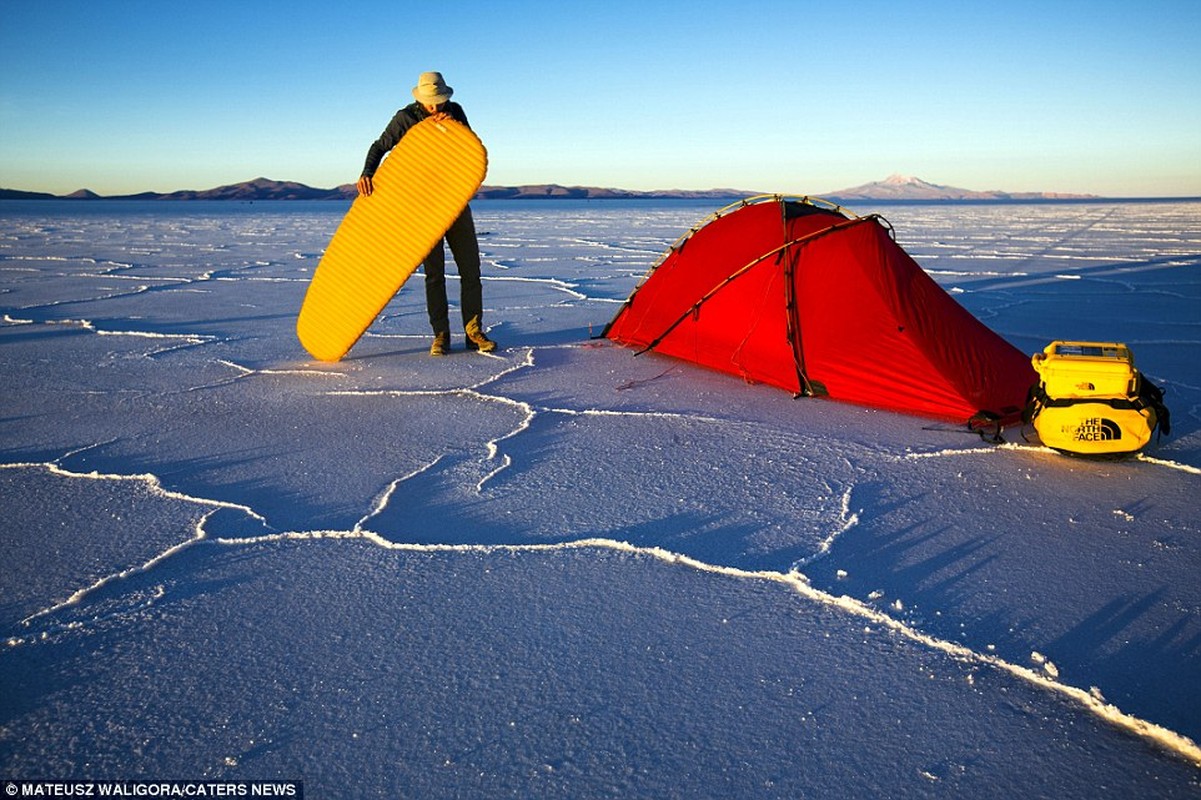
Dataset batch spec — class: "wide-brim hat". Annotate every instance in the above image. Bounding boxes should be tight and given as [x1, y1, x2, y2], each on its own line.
[412, 71, 453, 105]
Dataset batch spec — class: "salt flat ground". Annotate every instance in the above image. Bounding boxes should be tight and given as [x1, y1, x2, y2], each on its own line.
[1, 199, 1199, 797]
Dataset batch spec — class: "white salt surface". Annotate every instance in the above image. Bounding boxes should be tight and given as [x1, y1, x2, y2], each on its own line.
[2, 198, 1200, 796]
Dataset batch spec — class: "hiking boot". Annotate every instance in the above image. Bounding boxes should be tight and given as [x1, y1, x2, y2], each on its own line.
[464, 317, 497, 353]
[429, 331, 451, 356]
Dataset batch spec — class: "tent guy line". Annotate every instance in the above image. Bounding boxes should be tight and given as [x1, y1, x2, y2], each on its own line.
[4, 456, 1199, 770]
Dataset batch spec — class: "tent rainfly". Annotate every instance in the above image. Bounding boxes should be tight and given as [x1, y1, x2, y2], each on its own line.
[603, 195, 1036, 424]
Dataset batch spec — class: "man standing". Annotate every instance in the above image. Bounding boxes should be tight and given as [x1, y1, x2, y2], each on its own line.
[357, 71, 496, 356]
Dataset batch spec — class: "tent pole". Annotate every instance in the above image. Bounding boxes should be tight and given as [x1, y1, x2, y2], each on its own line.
[783, 242, 815, 397]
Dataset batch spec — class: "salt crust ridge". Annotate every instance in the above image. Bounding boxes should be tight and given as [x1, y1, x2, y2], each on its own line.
[3, 323, 1198, 764]
[3, 401, 1200, 769]
[3, 212, 1200, 771]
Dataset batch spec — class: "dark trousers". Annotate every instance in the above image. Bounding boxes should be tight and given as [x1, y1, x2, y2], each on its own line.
[423, 206, 482, 334]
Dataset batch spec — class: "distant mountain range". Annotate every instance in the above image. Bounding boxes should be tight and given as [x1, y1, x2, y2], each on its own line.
[0, 178, 355, 202]
[0, 174, 1099, 202]
[0, 179, 757, 202]
[821, 173, 1098, 201]
[473, 184, 755, 200]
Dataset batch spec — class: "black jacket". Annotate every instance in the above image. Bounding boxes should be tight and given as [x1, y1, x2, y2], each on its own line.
[361, 101, 471, 178]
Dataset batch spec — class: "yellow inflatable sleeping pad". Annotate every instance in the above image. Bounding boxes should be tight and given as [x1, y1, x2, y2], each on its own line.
[297, 117, 488, 361]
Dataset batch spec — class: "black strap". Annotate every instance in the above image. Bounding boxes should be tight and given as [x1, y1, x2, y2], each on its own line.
[1025, 376, 1171, 438]
[967, 411, 1004, 443]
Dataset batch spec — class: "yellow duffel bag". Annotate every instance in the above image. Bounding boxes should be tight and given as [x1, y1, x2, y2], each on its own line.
[1025, 341, 1170, 456]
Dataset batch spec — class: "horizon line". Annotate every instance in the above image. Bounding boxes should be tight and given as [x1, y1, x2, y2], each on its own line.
[3, 177, 1200, 203]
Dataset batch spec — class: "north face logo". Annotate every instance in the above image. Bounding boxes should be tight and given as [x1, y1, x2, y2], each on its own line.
[1067, 417, 1122, 442]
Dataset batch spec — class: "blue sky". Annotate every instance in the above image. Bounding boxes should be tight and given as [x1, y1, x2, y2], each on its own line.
[2, 0, 1199, 197]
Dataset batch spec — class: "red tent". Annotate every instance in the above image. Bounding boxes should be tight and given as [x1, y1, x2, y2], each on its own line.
[604, 195, 1035, 423]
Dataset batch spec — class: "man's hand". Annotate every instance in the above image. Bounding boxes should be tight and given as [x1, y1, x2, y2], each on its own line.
[356, 175, 374, 197]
